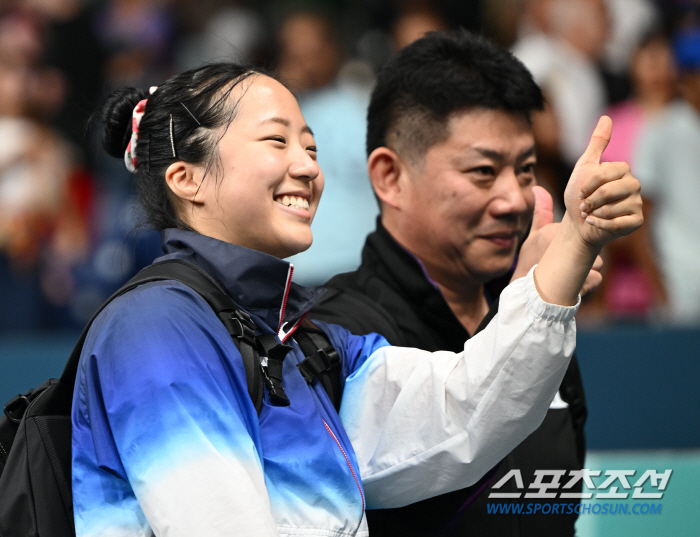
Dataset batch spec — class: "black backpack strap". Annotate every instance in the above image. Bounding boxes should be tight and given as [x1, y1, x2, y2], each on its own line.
[256, 334, 292, 407]
[295, 320, 342, 411]
[58, 259, 268, 415]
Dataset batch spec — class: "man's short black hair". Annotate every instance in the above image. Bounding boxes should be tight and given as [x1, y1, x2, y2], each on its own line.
[366, 29, 544, 161]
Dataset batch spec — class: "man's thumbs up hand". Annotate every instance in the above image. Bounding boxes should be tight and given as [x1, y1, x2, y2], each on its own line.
[513, 186, 603, 296]
[564, 116, 643, 249]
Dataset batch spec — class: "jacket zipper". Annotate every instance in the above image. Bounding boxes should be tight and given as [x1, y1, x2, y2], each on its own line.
[322, 418, 365, 530]
[277, 264, 294, 337]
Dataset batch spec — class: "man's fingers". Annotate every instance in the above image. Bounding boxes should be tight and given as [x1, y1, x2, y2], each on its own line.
[580, 173, 640, 213]
[581, 255, 604, 297]
[577, 116, 613, 167]
[592, 254, 603, 272]
[586, 197, 641, 220]
[581, 269, 603, 297]
[584, 213, 644, 235]
[531, 185, 554, 231]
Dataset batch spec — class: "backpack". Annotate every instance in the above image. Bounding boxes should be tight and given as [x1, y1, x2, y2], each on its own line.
[0, 258, 340, 537]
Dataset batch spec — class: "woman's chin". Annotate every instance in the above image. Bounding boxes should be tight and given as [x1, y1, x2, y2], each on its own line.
[276, 234, 313, 259]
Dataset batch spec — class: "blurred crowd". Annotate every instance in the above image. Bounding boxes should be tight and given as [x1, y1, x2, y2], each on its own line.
[0, 0, 697, 330]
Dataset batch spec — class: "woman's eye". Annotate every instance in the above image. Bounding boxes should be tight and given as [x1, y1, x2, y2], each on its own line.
[268, 136, 286, 144]
[307, 146, 317, 153]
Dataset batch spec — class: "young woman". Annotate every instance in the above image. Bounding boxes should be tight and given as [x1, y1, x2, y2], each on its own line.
[72, 63, 641, 536]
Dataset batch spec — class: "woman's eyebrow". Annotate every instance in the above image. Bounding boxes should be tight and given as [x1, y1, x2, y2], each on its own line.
[261, 116, 314, 136]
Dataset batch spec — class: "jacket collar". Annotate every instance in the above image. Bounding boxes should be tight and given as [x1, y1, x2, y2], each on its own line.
[361, 219, 471, 345]
[157, 228, 325, 338]
[363, 219, 452, 310]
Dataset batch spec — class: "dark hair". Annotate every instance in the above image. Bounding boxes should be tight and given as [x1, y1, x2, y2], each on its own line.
[366, 30, 544, 160]
[100, 63, 265, 231]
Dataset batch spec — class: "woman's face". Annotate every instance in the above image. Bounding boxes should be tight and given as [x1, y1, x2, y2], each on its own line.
[631, 38, 677, 102]
[191, 75, 323, 258]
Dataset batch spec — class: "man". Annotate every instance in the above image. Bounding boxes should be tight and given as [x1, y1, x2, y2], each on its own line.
[311, 31, 590, 536]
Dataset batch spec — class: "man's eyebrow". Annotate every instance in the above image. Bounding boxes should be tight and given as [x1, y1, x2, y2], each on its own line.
[517, 145, 537, 161]
[261, 116, 314, 136]
[470, 145, 537, 162]
[472, 147, 506, 163]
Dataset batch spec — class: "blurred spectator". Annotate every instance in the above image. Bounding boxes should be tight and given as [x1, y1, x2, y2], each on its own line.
[0, 8, 93, 330]
[174, 0, 266, 70]
[603, 32, 677, 165]
[482, 0, 524, 47]
[276, 11, 378, 285]
[514, 0, 609, 167]
[579, 31, 675, 321]
[513, 0, 610, 217]
[0, 9, 65, 121]
[280, 7, 453, 285]
[24, 0, 105, 156]
[601, 0, 659, 102]
[95, 0, 174, 87]
[390, 6, 448, 51]
[633, 27, 700, 324]
[516, 0, 554, 38]
[276, 11, 341, 93]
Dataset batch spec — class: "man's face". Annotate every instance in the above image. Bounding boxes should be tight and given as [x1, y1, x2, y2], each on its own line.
[397, 108, 536, 286]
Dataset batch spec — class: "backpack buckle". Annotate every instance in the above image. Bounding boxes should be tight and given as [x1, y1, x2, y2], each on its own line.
[297, 347, 340, 384]
[4, 394, 30, 424]
[220, 310, 257, 347]
[231, 318, 257, 345]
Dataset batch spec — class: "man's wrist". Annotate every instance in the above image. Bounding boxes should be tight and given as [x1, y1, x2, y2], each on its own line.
[559, 213, 602, 261]
[532, 215, 600, 306]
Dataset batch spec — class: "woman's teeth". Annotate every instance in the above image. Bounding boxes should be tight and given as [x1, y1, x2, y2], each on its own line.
[276, 195, 309, 210]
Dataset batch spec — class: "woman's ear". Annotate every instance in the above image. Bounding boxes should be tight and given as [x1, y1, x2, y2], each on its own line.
[165, 161, 203, 203]
[367, 147, 406, 210]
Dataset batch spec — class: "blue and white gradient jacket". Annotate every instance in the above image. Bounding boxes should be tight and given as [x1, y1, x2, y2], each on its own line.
[72, 229, 579, 537]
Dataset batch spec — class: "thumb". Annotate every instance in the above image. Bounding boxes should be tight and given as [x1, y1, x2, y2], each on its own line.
[531, 185, 554, 231]
[578, 115, 612, 166]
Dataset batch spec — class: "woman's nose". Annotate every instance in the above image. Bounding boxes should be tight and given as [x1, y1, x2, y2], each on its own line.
[289, 148, 320, 181]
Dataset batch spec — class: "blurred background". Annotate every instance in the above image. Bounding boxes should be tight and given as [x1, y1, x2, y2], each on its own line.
[0, 0, 698, 534]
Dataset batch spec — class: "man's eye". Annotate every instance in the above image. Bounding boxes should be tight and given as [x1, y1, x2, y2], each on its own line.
[521, 163, 536, 174]
[471, 166, 494, 175]
[268, 136, 286, 144]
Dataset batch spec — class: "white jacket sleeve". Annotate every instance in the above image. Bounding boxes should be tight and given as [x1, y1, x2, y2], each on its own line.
[338, 268, 578, 509]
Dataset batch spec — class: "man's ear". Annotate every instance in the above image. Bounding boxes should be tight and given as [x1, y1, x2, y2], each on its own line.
[165, 161, 203, 203]
[367, 147, 407, 210]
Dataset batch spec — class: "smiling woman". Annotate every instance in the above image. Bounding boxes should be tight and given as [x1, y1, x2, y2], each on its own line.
[101, 67, 323, 259]
[164, 76, 323, 258]
[68, 58, 642, 537]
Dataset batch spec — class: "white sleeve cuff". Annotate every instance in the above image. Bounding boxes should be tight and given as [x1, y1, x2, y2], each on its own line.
[519, 265, 580, 323]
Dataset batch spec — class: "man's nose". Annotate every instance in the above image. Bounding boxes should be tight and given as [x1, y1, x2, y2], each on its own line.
[490, 171, 530, 216]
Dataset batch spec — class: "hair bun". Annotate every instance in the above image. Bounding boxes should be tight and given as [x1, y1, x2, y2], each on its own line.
[100, 87, 148, 159]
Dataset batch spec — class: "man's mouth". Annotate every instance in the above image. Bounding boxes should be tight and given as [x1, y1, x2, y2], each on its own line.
[274, 195, 310, 210]
[483, 232, 518, 248]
